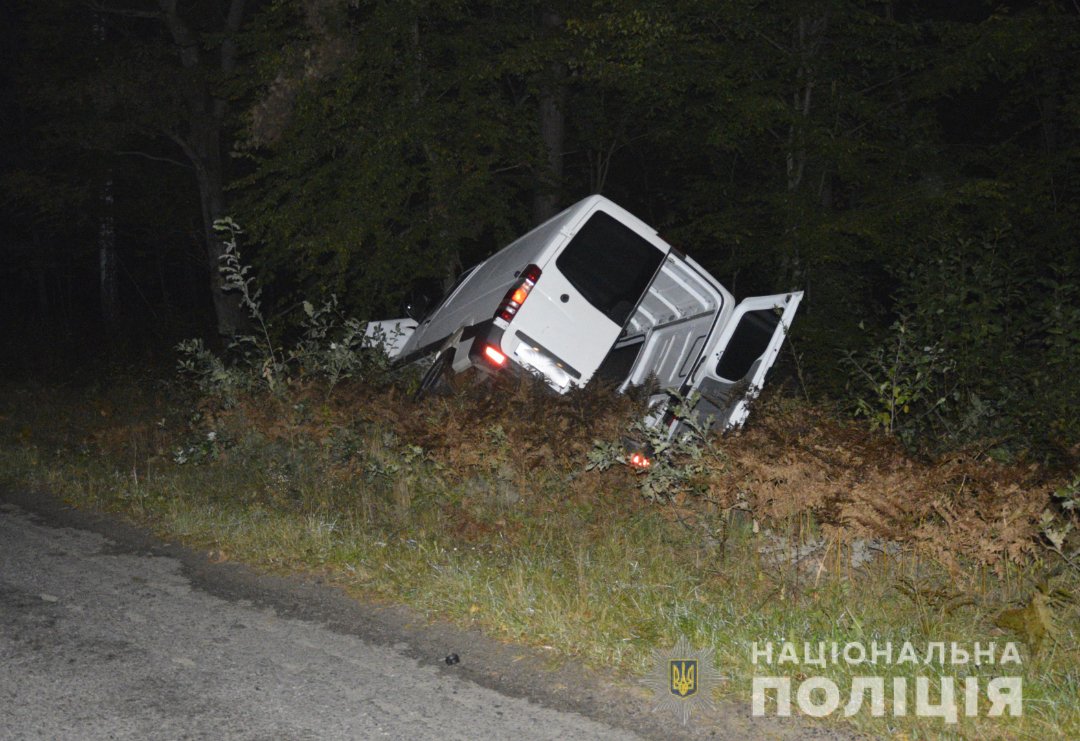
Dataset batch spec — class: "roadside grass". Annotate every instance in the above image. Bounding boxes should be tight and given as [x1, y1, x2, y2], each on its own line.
[1, 380, 1077, 740]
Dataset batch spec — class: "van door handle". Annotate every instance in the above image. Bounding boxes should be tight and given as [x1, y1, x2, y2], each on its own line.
[560, 294, 569, 303]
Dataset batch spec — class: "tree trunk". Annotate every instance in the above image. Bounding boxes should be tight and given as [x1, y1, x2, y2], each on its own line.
[32, 229, 50, 318]
[92, 19, 118, 329]
[192, 138, 248, 338]
[782, 12, 828, 301]
[532, 10, 566, 224]
[1038, 67, 1059, 161]
[98, 177, 119, 327]
[158, 0, 250, 337]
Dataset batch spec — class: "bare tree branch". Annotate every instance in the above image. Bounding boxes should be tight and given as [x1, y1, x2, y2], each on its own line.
[115, 150, 193, 169]
[753, 29, 789, 55]
[162, 129, 199, 169]
[85, 2, 160, 20]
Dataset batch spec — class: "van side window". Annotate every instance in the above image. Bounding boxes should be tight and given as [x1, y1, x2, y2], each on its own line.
[716, 309, 780, 380]
[555, 212, 664, 326]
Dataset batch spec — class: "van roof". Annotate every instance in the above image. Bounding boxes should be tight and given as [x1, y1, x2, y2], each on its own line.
[565, 195, 659, 240]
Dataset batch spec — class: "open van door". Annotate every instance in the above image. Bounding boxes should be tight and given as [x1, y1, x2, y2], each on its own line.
[680, 291, 803, 432]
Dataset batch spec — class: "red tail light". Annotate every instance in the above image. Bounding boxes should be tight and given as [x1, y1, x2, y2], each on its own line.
[482, 345, 507, 367]
[628, 452, 652, 470]
[496, 264, 542, 322]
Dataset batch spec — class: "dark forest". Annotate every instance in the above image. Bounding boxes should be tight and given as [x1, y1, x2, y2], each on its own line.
[2, 0, 1078, 455]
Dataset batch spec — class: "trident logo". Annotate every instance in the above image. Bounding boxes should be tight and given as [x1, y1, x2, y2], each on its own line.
[670, 659, 698, 698]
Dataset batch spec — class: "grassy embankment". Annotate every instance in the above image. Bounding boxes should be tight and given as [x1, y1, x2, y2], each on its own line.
[1, 376, 1076, 740]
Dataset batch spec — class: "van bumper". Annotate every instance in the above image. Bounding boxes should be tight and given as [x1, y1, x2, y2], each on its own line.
[468, 323, 580, 393]
[466, 322, 507, 372]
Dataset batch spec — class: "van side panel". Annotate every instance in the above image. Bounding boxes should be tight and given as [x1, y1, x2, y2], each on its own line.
[397, 205, 583, 358]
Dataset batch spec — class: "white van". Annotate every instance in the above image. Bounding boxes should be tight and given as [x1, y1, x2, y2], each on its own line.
[382, 195, 802, 437]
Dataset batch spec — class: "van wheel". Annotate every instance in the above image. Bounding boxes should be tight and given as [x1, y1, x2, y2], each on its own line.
[415, 347, 454, 400]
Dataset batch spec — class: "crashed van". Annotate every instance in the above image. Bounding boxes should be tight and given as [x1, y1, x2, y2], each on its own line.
[373, 195, 802, 438]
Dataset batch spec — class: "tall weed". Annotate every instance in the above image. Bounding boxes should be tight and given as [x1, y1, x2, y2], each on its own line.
[176, 219, 396, 402]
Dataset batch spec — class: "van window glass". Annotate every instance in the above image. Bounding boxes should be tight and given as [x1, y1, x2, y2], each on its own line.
[595, 337, 645, 384]
[716, 309, 780, 380]
[555, 212, 664, 326]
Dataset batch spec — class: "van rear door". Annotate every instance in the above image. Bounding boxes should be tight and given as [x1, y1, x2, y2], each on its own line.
[506, 208, 667, 388]
[680, 291, 803, 432]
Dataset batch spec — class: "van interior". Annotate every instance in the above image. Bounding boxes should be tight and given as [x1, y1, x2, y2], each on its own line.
[597, 254, 724, 395]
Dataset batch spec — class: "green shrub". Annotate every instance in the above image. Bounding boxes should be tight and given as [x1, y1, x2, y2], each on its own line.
[177, 218, 397, 401]
[845, 234, 1080, 457]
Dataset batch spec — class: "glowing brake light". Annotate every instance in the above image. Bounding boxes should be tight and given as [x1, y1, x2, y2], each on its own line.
[629, 452, 651, 470]
[496, 264, 542, 322]
[482, 345, 507, 367]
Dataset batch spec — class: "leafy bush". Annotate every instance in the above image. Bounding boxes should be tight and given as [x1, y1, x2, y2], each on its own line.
[177, 219, 396, 401]
[176, 337, 254, 406]
[588, 392, 726, 502]
[843, 318, 956, 444]
[294, 295, 394, 392]
[845, 234, 1080, 458]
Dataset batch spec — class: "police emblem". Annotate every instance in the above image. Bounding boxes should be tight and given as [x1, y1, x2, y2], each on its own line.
[670, 659, 697, 698]
[644, 636, 722, 725]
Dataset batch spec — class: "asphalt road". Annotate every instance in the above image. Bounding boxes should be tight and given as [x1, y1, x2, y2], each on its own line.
[0, 493, 839, 740]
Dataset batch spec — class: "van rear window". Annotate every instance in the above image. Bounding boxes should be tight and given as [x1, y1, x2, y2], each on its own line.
[555, 212, 664, 326]
[716, 309, 780, 380]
